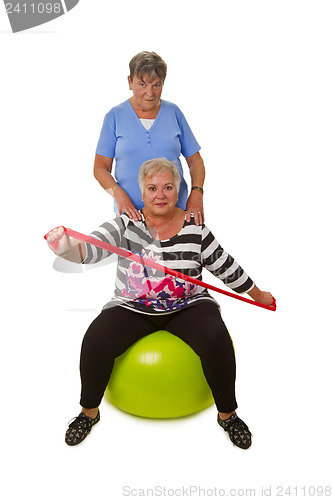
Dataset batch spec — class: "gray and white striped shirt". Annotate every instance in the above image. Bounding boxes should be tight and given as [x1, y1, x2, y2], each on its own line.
[83, 213, 254, 314]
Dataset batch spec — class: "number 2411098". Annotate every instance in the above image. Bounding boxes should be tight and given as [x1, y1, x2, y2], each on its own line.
[5, 3, 62, 14]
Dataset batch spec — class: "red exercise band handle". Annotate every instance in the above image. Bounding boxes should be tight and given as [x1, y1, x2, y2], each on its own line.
[45, 226, 276, 312]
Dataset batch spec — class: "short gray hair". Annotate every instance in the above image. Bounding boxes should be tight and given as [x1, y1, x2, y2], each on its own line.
[138, 158, 181, 193]
[129, 51, 167, 82]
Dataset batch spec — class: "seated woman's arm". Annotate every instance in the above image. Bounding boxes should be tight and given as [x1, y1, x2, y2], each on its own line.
[46, 217, 127, 265]
[201, 225, 274, 307]
[46, 226, 85, 263]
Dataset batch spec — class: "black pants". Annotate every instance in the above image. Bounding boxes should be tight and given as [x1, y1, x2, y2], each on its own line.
[79, 302, 238, 413]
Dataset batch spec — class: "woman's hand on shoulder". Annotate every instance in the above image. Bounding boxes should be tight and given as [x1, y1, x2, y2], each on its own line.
[185, 189, 204, 225]
[114, 187, 142, 221]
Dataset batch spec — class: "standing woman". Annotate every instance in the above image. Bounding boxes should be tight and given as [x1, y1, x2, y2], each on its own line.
[94, 51, 205, 225]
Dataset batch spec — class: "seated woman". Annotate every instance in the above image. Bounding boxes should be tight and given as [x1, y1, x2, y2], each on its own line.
[46, 158, 274, 449]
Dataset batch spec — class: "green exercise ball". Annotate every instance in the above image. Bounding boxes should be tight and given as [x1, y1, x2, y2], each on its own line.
[105, 330, 214, 418]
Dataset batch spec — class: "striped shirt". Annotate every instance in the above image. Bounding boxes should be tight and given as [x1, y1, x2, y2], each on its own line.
[83, 213, 254, 315]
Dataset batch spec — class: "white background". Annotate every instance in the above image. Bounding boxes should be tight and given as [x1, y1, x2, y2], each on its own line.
[1, 1, 332, 498]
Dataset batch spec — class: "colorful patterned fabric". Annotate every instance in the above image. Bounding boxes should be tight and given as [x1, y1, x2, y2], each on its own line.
[83, 213, 254, 314]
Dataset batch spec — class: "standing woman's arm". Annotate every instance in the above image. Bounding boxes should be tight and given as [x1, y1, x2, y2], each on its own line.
[94, 154, 142, 221]
[185, 151, 205, 225]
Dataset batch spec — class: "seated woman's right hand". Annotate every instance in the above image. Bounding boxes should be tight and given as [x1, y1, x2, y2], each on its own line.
[46, 226, 71, 256]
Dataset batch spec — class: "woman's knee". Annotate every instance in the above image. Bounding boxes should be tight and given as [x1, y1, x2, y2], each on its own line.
[191, 312, 233, 357]
[81, 308, 127, 358]
[199, 324, 233, 357]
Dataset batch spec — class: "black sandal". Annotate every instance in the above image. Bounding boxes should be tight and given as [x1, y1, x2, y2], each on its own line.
[65, 411, 100, 446]
[217, 413, 252, 449]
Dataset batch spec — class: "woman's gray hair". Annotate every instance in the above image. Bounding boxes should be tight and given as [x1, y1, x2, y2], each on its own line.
[129, 51, 167, 82]
[138, 158, 181, 193]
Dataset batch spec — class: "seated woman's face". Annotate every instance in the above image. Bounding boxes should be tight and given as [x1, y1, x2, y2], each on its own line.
[142, 172, 178, 216]
[129, 73, 163, 112]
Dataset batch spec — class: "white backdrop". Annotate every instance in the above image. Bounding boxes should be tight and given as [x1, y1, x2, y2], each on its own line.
[1, 1, 332, 499]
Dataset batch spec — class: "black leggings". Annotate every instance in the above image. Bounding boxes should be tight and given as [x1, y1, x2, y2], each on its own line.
[79, 302, 238, 413]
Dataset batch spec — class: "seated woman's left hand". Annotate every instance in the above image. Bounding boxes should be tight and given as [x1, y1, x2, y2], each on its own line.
[185, 190, 204, 225]
[255, 291, 275, 306]
[248, 286, 275, 306]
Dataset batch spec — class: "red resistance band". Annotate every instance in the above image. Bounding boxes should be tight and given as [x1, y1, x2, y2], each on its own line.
[45, 226, 276, 312]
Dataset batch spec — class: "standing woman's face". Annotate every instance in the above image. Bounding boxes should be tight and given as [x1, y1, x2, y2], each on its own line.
[128, 73, 163, 113]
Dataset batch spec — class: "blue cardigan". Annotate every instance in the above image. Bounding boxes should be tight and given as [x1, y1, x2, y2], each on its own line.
[96, 99, 201, 211]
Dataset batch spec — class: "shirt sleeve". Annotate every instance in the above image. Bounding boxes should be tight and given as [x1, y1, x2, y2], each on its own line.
[83, 217, 126, 264]
[200, 225, 255, 294]
[95, 110, 117, 158]
[175, 106, 201, 159]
